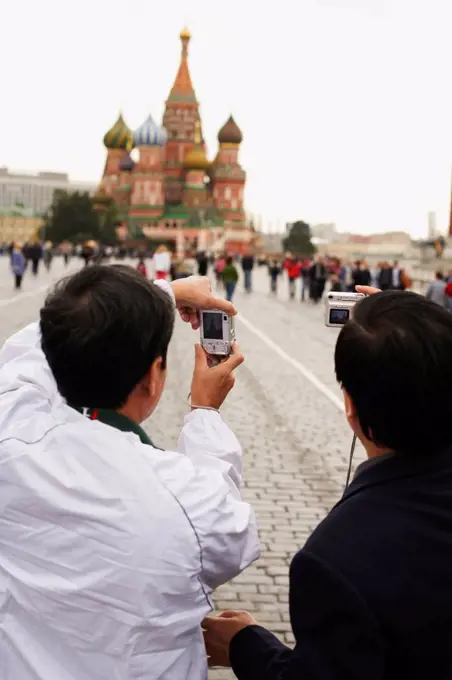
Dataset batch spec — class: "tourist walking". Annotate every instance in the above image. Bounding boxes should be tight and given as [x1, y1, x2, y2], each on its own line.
[136, 254, 148, 278]
[223, 256, 239, 302]
[29, 241, 42, 276]
[309, 257, 327, 303]
[215, 254, 226, 290]
[197, 252, 208, 277]
[284, 255, 301, 300]
[352, 260, 372, 288]
[268, 260, 280, 294]
[426, 271, 447, 307]
[11, 244, 25, 290]
[152, 245, 171, 280]
[43, 242, 53, 272]
[241, 251, 255, 293]
[378, 261, 393, 290]
[300, 257, 311, 300]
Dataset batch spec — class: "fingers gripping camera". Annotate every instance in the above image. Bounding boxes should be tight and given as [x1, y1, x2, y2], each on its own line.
[325, 292, 364, 327]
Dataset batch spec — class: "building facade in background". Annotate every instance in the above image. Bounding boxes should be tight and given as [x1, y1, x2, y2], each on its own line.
[0, 207, 43, 245]
[0, 168, 95, 215]
[97, 28, 255, 255]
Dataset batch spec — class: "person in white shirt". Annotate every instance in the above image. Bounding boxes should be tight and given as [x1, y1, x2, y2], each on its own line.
[152, 244, 171, 280]
[0, 265, 259, 680]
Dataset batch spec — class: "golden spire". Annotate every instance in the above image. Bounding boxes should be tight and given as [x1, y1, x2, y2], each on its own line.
[180, 26, 191, 41]
[167, 28, 196, 102]
[194, 120, 201, 145]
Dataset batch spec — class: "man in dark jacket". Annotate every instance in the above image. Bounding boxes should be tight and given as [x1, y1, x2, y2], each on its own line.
[204, 289, 452, 680]
[241, 252, 255, 293]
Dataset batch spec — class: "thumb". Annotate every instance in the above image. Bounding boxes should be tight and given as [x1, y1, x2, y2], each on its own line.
[194, 344, 208, 370]
[220, 343, 244, 373]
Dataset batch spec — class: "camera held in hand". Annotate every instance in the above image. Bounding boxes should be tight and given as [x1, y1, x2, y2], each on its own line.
[325, 292, 364, 327]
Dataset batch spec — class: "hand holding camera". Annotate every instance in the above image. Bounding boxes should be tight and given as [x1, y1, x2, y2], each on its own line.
[191, 343, 244, 411]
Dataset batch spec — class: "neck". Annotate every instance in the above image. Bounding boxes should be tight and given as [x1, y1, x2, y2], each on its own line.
[118, 402, 141, 425]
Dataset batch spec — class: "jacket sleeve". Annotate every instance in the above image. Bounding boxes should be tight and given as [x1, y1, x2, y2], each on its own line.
[154, 409, 260, 592]
[230, 550, 384, 680]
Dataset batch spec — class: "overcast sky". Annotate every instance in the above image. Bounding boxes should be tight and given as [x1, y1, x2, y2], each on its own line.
[1, 0, 452, 236]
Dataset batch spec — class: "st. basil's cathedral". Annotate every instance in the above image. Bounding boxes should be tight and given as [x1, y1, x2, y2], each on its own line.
[95, 28, 255, 255]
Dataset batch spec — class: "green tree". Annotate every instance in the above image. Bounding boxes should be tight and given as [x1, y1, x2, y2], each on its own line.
[283, 220, 315, 255]
[42, 190, 120, 245]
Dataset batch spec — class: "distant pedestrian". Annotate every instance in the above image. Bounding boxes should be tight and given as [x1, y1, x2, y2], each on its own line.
[284, 255, 301, 300]
[197, 252, 209, 277]
[29, 242, 42, 276]
[241, 252, 255, 293]
[268, 260, 280, 294]
[352, 260, 372, 288]
[426, 271, 446, 307]
[309, 257, 327, 303]
[378, 262, 392, 290]
[152, 245, 171, 280]
[300, 257, 311, 300]
[215, 255, 226, 290]
[43, 243, 53, 272]
[223, 256, 239, 302]
[11, 245, 25, 290]
[136, 255, 148, 278]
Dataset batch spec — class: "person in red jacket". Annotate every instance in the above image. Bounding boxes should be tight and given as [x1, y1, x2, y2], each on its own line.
[283, 255, 302, 300]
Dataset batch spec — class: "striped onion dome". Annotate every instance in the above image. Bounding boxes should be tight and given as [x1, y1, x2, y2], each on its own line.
[133, 114, 168, 147]
[103, 114, 133, 150]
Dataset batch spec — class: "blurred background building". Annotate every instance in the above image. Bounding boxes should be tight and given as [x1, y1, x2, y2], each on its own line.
[0, 206, 42, 244]
[0, 167, 95, 214]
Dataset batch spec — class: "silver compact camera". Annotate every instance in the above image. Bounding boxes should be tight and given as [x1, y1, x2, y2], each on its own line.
[325, 292, 364, 327]
[200, 310, 235, 359]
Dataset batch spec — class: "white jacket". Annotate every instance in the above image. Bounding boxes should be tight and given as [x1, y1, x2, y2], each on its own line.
[0, 323, 259, 680]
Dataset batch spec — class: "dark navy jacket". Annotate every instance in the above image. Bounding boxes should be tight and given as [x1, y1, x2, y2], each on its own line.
[230, 450, 452, 679]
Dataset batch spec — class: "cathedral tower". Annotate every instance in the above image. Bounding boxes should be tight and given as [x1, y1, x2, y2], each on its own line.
[162, 28, 204, 204]
[212, 116, 246, 223]
[130, 114, 167, 224]
[102, 114, 133, 196]
[183, 121, 209, 207]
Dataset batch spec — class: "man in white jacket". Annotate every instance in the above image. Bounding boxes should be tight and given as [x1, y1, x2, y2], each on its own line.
[0, 265, 259, 680]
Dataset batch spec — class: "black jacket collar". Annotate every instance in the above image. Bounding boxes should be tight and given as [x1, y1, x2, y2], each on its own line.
[342, 447, 452, 503]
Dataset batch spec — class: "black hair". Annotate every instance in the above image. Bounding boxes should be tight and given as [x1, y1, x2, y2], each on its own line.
[226, 256, 233, 265]
[40, 265, 175, 409]
[436, 271, 444, 280]
[335, 290, 452, 456]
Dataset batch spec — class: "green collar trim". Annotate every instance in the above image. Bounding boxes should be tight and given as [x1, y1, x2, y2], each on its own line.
[73, 407, 156, 448]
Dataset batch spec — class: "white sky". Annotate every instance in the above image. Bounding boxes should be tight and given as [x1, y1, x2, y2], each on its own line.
[1, 0, 452, 236]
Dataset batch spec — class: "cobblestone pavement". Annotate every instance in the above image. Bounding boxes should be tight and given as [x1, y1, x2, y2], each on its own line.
[0, 259, 365, 680]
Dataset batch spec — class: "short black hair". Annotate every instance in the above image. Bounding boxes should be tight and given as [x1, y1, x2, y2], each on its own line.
[335, 291, 452, 456]
[40, 265, 175, 409]
[436, 271, 444, 280]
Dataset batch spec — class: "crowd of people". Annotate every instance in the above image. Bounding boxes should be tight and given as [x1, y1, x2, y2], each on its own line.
[266, 254, 413, 301]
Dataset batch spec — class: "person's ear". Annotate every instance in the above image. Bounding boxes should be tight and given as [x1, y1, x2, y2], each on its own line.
[147, 357, 164, 397]
[342, 388, 357, 420]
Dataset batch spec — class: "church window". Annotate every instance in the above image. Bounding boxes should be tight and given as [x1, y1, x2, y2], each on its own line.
[225, 187, 232, 200]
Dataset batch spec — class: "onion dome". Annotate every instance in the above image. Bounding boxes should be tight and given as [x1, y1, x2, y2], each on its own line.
[103, 114, 133, 150]
[133, 114, 168, 147]
[184, 121, 209, 171]
[119, 152, 135, 172]
[218, 115, 243, 145]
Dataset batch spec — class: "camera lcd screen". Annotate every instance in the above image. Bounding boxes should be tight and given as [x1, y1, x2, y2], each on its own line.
[202, 312, 224, 340]
[329, 308, 350, 325]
